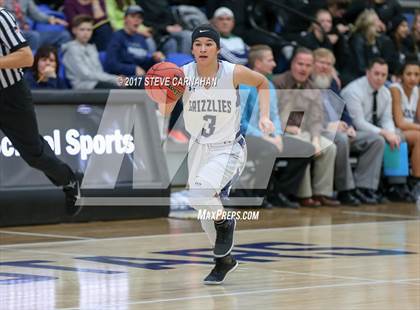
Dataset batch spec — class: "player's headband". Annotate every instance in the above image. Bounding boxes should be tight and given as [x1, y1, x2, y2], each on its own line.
[191, 24, 220, 49]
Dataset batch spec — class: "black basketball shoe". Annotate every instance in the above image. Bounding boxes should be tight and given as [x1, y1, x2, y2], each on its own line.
[204, 254, 238, 285]
[214, 218, 236, 257]
[63, 171, 83, 216]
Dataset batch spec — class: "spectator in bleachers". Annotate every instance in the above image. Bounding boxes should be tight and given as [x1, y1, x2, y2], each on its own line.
[136, 0, 192, 54]
[63, 0, 113, 51]
[25, 45, 68, 89]
[240, 45, 313, 209]
[211, 7, 248, 65]
[313, 48, 385, 205]
[344, 9, 393, 84]
[375, 0, 402, 30]
[270, 0, 314, 41]
[273, 47, 339, 207]
[104, 5, 164, 77]
[387, 15, 417, 76]
[299, 8, 351, 80]
[324, 0, 353, 76]
[390, 60, 420, 199]
[327, 0, 352, 34]
[343, 0, 402, 32]
[105, 0, 157, 55]
[206, 0, 291, 72]
[106, 0, 136, 30]
[62, 15, 122, 89]
[341, 58, 414, 202]
[4, 0, 71, 50]
[413, 11, 420, 61]
[299, 9, 336, 52]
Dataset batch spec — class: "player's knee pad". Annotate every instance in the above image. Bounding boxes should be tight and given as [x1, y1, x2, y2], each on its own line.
[186, 177, 222, 211]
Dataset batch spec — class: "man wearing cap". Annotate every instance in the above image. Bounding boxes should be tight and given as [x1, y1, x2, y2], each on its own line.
[212, 6, 249, 65]
[105, 5, 165, 77]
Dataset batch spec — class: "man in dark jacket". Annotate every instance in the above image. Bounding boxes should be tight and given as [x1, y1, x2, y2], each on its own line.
[105, 5, 164, 77]
[136, 0, 192, 54]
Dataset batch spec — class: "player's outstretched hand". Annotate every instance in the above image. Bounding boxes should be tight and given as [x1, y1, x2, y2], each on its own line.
[259, 117, 275, 135]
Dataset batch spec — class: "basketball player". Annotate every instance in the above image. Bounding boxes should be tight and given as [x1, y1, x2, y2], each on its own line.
[158, 24, 274, 284]
[0, 7, 82, 216]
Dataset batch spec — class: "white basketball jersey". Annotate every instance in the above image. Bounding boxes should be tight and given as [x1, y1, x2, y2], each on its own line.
[182, 60, 240, 144]
[391, 83, 418, 123]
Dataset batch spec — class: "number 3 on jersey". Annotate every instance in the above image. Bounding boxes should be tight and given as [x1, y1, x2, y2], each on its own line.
[202, 115, 216, 137]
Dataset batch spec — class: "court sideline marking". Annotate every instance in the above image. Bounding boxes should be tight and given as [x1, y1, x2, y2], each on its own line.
[243, 266, 420, 286]
[342, 211, 420, 219]
[56, 280, 414, 309]
[0, 230, 93, 240]
[0, 219, 418, 249]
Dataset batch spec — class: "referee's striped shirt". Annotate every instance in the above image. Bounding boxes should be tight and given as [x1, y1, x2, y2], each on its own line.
[0, 7, 28, 89]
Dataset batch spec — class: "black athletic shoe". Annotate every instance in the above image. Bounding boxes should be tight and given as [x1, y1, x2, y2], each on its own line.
[204, 254, 238, 285]
[214, 218, 236, 257]
[411, 182, 420, 201]
[270, 193, 300, 209]
[354, 188, 378, 204]
[337, 190, 361, 206]
[386, 184, 415, 203]
[261, 198, 274, 209]
[63, 172, 83, 216]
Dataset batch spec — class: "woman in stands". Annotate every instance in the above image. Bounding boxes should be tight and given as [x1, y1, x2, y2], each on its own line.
[25, 45, 68, 89]
[344, 9, 393, 84]
[390, 60, 420, 199]
[388, 15, 417, 75]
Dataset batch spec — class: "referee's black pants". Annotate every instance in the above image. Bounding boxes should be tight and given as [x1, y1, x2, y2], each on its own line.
[0, 80, 73, 186]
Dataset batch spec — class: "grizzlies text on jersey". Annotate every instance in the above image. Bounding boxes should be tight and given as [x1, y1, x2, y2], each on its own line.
[182, 60, 240, 143]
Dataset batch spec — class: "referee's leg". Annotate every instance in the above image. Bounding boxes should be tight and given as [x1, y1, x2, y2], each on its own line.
[0, 80, 74, 186]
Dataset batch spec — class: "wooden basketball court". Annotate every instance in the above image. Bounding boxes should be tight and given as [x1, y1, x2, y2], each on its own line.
[1, 204, 419, 309]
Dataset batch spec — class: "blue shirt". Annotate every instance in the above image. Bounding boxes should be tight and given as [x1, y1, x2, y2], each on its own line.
[240, 80, 282, 137]
[104, 29, 154, 76]
[24, 71, 69, 89]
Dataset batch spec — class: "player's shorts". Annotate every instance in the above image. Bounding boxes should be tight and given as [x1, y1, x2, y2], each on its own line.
[187, 133, 246, 197]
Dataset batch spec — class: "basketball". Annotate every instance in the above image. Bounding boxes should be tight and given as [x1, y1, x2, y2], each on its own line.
[144, 62, 186, 105]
